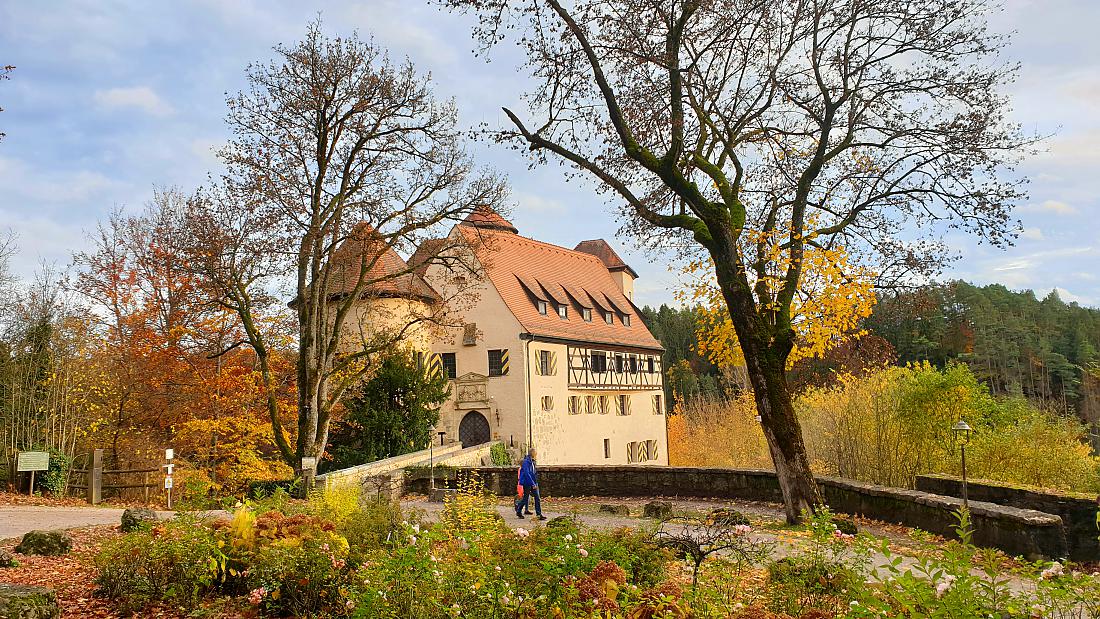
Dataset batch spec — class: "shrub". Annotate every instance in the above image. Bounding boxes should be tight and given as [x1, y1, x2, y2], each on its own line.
[245, 536, 352, 617]
[585, 527, 671, 588]
[341, 495, 406, 563]
[246, 477, 299, 500]
[94, 515, 223, 612]
[671, 362, 1100, 493]
[490, 442, 513, 466]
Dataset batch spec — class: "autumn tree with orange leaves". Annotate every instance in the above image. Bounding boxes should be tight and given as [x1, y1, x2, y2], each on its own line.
[73, 188, 293, 490]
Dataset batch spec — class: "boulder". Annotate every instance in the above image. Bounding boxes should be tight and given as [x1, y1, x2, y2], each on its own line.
[598, 504, 630, 517]
[708, 507, 749, 527]
[0, 583, 59, 619]
[642, 500, 674, 519]
[120, 507, 159, 532]
[0, 550, 16, 568]
[14, 531, 71, 557]
[831, 516, 859, 536]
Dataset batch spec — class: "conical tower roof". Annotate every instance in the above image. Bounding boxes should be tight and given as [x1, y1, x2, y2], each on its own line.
[461, 204, 518, 234]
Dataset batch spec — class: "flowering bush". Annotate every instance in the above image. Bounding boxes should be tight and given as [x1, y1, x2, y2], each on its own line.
[94, 513, 225, 613]
[94, 489, 1100, 619]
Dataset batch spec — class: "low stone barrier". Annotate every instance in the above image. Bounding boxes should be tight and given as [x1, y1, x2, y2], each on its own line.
[406, 466, 1067, 559]
[916, 474, 1099, 562]
[319, 442, 502, 498]
[317, 443, 466, 488]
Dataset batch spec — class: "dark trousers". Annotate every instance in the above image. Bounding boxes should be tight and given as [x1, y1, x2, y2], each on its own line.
[515, 484, 541, 516]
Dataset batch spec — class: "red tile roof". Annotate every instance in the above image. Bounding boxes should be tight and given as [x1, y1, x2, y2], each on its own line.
[327, 223, 440, 303]
[463, 205, 519, 234]
[459, 225, 662, 351]
[407, 238, 447, 277]
[574, 239, 638, 278]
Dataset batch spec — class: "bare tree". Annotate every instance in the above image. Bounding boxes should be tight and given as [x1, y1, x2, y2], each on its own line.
[445, 0, 1035, 522]
[197, 22, 505, 468]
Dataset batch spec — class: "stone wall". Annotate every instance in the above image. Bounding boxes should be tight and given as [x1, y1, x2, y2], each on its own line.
[407, 466, 1067, 560]
[916, 474, 1099, 562]
[436, 442, 499, 468]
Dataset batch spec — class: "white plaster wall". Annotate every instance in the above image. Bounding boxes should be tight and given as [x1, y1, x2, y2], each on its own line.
[527, 341, 668, 465]
[340, 296, 434, 355]
[422, 238, 529, 450]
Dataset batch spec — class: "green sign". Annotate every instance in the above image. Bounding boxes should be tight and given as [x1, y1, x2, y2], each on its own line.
[16, 451, 50, 472]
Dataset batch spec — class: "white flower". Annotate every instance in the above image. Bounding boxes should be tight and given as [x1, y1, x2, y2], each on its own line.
[579, 548, 589, 557]
[564, 534, 573, 542]
[501, 595, 510, 605]
[1041, 562, 1064, 580]
[515, 527, 530, 538]
[494, 565, 502, 572]
[935, 581, 951, 598]
[408, 535, 418, 545]
[732, 524, 752, 536]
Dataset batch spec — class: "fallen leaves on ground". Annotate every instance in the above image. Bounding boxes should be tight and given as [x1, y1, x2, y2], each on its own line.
[0, 525, 253, 618]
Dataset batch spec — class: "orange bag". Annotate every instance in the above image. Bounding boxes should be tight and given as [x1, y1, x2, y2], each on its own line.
[516, 484, 524, 497]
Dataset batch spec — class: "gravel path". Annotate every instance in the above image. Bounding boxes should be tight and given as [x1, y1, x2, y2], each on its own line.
[0, 506, 183, 540]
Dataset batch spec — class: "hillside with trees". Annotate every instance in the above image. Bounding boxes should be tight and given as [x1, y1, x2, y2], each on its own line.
[866, 281, 1100, 427]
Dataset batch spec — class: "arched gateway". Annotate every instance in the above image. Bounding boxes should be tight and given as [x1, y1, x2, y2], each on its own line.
[458, 411, 491, 447]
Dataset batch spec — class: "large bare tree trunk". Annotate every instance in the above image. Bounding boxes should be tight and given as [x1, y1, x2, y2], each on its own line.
[744, 351, 820, 523]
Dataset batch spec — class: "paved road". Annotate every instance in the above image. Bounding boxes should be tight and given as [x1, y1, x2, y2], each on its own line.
[0, 506, 174, 540]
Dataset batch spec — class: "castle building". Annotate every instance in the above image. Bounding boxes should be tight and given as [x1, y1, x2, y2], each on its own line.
[336, 207, 668, 466]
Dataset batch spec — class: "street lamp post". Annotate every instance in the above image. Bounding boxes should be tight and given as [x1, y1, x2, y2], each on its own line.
[429, 424, 436, 491]
[952, 420, 973, 510]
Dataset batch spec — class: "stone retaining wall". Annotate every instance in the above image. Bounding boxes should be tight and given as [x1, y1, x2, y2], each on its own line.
[916, 474, 1099, 562]
[407, 466, 1067, 560]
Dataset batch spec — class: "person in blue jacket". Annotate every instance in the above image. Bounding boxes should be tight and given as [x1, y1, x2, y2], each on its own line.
[515, 448, 546, 520]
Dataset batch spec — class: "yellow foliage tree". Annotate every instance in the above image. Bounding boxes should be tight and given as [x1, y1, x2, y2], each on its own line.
[683, 233, 876, 370]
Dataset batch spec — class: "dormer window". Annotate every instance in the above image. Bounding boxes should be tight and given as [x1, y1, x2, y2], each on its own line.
[557, 304, 568, 319]
[622, 314, 631, 327]
[582, 308, 592, 322]
[604, 311, 614, 325]
[537, 300, 548, 315]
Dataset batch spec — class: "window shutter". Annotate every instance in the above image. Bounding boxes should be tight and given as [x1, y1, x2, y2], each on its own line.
[500, 349, 510, 375]
[428, 353, 442, 380]
[648, 440, 659, 461]
[533, 350, 542, 375]
[549, 351, 557, 375]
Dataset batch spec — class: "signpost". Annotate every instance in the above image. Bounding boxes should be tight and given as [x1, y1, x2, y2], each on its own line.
[163, 448, 175, 509]
[301, 457, 317, 497]
[16, 451, 50, 495]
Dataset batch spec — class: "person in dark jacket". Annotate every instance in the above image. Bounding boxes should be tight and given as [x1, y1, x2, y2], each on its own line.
[515, 448, 545, 520]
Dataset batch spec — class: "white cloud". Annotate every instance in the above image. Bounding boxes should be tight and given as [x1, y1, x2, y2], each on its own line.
[0, 156, 127, 204]
[515, 192, 566, 214]
[993, 259, 1033, 272]
[94, 86, 174, 117]
[1020, 227, 1045, 240]
[1021, 199, 1077, 215]
[1054, 287, 1085, 304]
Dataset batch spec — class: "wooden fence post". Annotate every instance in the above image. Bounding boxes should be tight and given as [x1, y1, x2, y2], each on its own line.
[89, 449, 103, 505]
[143, 471, 150, 504]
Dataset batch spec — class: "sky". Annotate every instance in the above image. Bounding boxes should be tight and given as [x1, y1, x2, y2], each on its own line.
[1, 0, 1098, 309]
